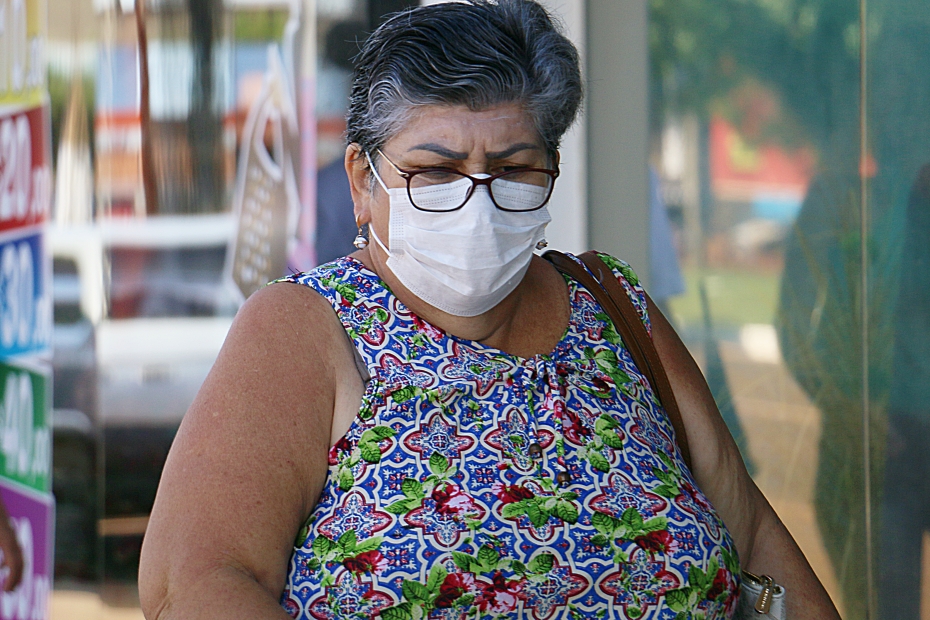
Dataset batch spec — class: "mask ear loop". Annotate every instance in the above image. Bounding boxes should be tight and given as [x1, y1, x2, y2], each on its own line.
[365, 151, 391, 193]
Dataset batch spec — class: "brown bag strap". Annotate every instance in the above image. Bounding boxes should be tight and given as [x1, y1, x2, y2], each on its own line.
[543, 250, 692, 470]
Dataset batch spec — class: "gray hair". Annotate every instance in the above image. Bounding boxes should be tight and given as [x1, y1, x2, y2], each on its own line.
[346, 0, 582, 166]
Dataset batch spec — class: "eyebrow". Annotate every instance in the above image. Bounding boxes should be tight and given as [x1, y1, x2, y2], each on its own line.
[407, 142, 542, 160]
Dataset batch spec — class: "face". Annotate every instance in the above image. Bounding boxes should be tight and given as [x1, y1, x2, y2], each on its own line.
[346, 103, 554, 252]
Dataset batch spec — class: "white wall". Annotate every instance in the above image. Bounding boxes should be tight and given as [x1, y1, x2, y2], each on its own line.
[537, 0, 587, 254]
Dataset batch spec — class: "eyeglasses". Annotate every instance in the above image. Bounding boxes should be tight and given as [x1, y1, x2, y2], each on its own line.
[373, 149, 559, 213]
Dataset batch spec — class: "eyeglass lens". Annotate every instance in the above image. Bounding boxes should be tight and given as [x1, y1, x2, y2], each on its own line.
[408, 170, 553, 212]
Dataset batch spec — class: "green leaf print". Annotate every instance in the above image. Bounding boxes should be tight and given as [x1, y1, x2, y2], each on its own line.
[588, 450, 611, 473]
[391, 386, 422, 403]
[527, 553, 555, 574]
[590, 533, 610, 547]
[402, 478, 425, 499]
[621, 507, 645, 531]
[593, 313, 623, 346]
[426, 563, 447, 592]
[477, 545, 500, 570]
[338, 468, 354, 491]
[600, 431, 625, 450]
[311, 535, 333, 559]
[526, 501, 549, 528]
[402, 580, 432, 604]
[584, 347, 632, 387]
[334, 282, 357, 303]
[452, 551, 474, 571]
[337, 530, 357, 554]
[361, 426, 396, 442]
[501, 501, 527, 520]
[653, 484, 679, 499]
[592, 511, 620, 534]
[689, 563, 710, 593]
[294, 521, 312, 548]
[385, 498, 415, 514]
[596, 253, 638, 284]
[595, 414, 619, 432]
[359, 441, 382, 463]
[380, 602, 414, 620]
[428, 452, 450, 475]
[554, 500, 580, 524]
[353, 536, 384, 555]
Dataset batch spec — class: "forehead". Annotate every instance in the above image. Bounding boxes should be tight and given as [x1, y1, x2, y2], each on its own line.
[385, 103, 543, 155]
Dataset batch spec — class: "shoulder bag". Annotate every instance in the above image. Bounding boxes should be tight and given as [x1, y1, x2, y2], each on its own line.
[543, 250, 786, 619]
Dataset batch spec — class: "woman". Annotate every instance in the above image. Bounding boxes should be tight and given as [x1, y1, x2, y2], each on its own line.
[139, 1, 839, 618]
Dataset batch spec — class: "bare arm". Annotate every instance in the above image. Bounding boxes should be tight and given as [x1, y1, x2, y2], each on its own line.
[138, 283, 356, 619]
[647, 295, 840, 619]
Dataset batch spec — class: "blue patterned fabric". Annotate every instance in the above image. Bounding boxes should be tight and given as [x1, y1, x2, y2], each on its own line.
[277, 254, 740, 620]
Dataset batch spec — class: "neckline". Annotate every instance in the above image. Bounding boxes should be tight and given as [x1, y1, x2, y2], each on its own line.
[338, 255, 576, 363]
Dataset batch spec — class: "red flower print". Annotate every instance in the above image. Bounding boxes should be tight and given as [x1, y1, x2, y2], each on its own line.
[562, 407, 591, 444]
[411, 314, 444, 340]
[342, 550, 388, 576]
[634, 530, 678, 555]
[706, 567, 736, 602]
[431, 483, 478, 517]
[329, 436, 353, 465]
[491, 482, 534, 505]
[435, 572, 477, 608]
[476, 571, 523, 614]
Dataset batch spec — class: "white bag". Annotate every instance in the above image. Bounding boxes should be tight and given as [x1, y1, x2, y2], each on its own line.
[737, 571, 786, 619]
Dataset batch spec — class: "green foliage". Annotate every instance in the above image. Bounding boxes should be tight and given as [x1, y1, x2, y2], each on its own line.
[499, 487, 581, 528]
[233, 9, 290, 41]
[649, 0, 860, 148]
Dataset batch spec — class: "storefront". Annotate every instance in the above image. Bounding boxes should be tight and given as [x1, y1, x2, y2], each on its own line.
[36, 0, 930, 617]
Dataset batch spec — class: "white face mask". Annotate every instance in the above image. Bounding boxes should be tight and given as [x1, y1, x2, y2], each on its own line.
[367, 157, 552, 317]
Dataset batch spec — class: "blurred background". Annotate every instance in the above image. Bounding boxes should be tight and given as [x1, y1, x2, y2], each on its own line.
[22, 0, 930, 617]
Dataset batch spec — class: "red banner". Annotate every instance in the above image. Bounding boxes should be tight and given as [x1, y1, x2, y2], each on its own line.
[0, 105, 51, 235]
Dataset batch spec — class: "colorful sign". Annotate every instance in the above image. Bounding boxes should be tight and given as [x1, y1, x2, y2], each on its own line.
[0, 0, 52, 617]
[0, 232, 50, 360]
[0, 103, 52, 359]
[0, 479, 52, 620]
[0, 0, 47, 110]
[0, 105, 51, 234]
[0, 361, 48, 495]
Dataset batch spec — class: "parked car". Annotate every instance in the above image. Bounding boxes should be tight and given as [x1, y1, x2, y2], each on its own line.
[49, 213, 237, 580]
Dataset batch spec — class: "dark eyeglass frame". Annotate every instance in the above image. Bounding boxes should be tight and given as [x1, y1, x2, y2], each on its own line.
[375, 149, 560, 213]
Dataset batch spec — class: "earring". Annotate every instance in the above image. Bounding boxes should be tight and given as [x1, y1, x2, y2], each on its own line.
[353, 216, 369, 250]
[535, 239, 549, 250]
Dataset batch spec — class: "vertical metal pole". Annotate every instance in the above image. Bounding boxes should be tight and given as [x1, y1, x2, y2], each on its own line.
[858, 0, 873, 615]
[135, 0, 158, 216]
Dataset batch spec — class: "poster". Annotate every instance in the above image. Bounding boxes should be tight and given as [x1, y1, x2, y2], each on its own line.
[0, 0, 53, 617]
[0, 480, 52, 620]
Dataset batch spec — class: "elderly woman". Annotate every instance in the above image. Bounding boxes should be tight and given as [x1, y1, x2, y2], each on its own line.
[139, 1, 839, 618]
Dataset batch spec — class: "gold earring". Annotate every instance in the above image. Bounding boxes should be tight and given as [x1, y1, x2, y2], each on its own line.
[353, 216, 369, 250]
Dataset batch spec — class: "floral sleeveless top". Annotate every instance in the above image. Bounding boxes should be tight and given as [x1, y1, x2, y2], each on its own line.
[277, 254, 740, 620]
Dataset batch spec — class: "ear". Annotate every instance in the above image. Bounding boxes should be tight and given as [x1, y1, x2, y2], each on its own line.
[346, 144, 373, 225]
[552, 150, 561, 169]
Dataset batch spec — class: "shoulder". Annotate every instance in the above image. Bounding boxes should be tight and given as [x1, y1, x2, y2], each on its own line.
[581, 251, 651, 330]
